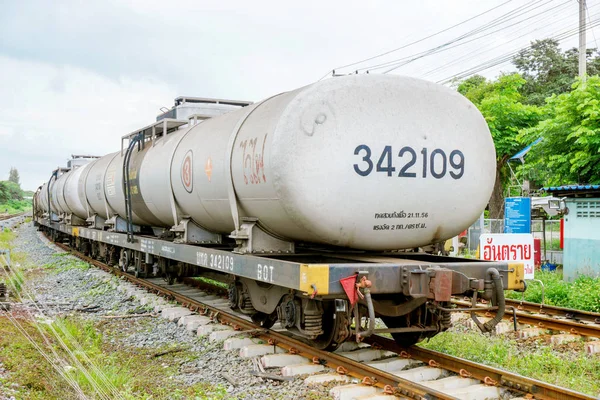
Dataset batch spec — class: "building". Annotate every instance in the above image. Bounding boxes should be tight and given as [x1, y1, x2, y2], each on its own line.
[544, 185, 600, 280]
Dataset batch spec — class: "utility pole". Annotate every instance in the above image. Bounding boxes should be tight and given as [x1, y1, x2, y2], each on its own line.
[579, 0, 587, 82]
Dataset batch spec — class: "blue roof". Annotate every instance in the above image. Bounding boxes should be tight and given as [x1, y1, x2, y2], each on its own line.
[509, 138, 543, 162]
[544, 185, 600, 192]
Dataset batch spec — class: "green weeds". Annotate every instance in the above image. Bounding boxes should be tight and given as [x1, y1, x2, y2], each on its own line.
[43, 255, 91, 273]
[194, 276, 228, 289]
[506, 270, 600, 312]
[0, 316, 231, 399]
[0, 199, 32, 215]
[419, 330, 600, 395]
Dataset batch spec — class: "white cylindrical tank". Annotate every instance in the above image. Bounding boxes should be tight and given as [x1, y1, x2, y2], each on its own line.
[104, 151, 159, 226]
[49, 175, 64, 215]
[50, 75, 494, 251]
[84, 153, 118, 219]
[54, 171, 70, 214]
[39, 182, 48, 213]
[64, 163, 91, 219]
[145, 74, 495, 250]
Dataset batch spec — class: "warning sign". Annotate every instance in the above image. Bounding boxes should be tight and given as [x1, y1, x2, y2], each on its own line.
[480, 233, 534, 280]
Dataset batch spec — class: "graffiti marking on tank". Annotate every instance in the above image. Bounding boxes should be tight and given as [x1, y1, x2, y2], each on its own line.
[181, 150, 193, 193]
[105, 169, 116, 198]
[240, 133, 267, 185]
[94, 173, 103, 200]
[205, 157, 213, 182]
[257, 264, 274, 283]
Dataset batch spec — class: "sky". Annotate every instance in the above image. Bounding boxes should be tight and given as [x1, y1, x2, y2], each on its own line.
[0, 0, 591, 190]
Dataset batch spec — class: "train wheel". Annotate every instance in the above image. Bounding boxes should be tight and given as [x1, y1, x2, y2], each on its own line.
[119, 249, 131, 273]
[166, 273, 175, 285]
[308, 303, 347, 351]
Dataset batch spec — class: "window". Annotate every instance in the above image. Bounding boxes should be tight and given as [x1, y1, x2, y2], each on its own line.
[575, 201, 600, 218]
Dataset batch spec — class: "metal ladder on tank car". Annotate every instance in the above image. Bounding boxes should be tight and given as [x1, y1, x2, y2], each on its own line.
[120, 119, 188, 242]
[122, 132, 144, 243]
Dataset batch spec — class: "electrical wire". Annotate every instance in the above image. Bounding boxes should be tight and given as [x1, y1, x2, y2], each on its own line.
[0, 255, 88, 399]
[0, 253, 124, 400]
[436, 15, 600, 83]
[317, 0, 518, 80]
[420, 3, 600, 80]
[377, 0, 572, 74]
[363, 0, 558, 73]
[587, 2, 599, 50]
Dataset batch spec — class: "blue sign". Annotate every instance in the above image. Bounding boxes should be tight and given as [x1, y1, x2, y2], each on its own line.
[504, 197, 531, 233]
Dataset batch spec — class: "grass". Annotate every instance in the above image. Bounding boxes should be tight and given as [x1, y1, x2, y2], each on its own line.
[0, 230, 27, 298]
[41, 254, 90, 273]
[506, 270, 600, 312]
[194, 276, 228, 289]
[419, 330, 600, 396]
[0, 315, 231, 399]
[1, 229, 230, 399]
[0, 199, 31, 215]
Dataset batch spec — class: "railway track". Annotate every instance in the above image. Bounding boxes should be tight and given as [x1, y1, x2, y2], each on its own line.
[44, 236, 594, 400]
[453, 298, 600, 338]
[0, 211, 28, 221]
[0, 212, 29, 231]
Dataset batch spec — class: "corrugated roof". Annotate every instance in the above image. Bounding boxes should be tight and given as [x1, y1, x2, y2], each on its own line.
[543, 185, 600, 192]
[509, 138, 543, 162]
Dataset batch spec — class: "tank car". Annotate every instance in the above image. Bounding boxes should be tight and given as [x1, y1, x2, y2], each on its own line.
[34, 75, 525, 349]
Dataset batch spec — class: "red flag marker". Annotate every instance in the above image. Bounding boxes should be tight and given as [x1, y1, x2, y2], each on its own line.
[340, 275, 358, 306]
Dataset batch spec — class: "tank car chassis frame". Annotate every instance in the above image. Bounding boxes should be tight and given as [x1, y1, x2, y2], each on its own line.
[35, 217, 525, 349]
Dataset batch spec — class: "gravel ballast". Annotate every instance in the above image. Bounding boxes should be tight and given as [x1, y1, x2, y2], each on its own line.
[2, 222, 334, 399]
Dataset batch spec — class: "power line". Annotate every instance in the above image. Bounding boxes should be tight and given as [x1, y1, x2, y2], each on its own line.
[436, 15, 600, 84]
[347, 0, 555, 74]
[317, 0, 517, 80]
[377, 0, 571, 74]
[419, 3, 599, 80]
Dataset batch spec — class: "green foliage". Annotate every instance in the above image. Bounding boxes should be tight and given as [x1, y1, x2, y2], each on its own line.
[0, 315, 232, 399]
[458, 73, 543, 218]
[0, 199, 31, 215]
[0, 181, 23, 203]
[519, 76, 600, 186]
[458, 73, 545, 161]
[506, 270, 600, 312]
[513, 39, 600, 105]
[419, 330, 600, 395]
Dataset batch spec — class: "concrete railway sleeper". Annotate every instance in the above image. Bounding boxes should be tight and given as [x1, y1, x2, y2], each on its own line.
[41, 231, 595, 400]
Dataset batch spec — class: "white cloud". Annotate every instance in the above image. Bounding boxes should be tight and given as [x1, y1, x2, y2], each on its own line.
[0, 0, 586, 189]
[0, 55, 176, 189]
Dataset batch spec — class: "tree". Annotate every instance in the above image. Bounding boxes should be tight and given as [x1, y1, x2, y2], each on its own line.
[458, 73, 543, 219]
[519, 76, 600, 186]
[8, 167, 20, 185]
[0, 181, 23, 202]
[513, 39, 600, 105]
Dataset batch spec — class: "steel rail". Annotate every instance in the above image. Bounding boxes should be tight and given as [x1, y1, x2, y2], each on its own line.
[49, 238, 595, 400]
[505, 298, 600, 323]
[365, 336, 595, 400]
[50, 240, 456, 400]
[452, 299, 600, 338]
[0, 211, 28, 221]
